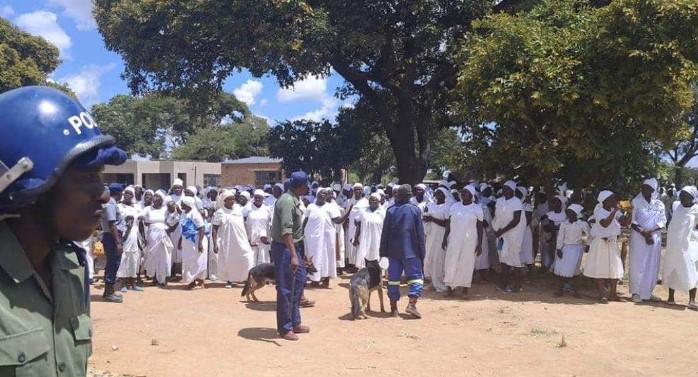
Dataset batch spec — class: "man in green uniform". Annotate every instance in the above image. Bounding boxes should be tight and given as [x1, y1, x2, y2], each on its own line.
[0, 86, 127, 376]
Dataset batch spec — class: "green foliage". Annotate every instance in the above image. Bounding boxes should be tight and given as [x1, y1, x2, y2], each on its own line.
[268, 119, 360, 183]
[452, 0, 698, 193]
[0, 17, 61, 93]
[172, 115, 269, 162]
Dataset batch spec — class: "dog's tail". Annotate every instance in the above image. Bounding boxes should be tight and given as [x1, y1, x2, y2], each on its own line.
[241, 271, 252, 297]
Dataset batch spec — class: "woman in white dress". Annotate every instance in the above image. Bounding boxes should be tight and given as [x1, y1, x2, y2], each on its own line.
[178, 196, 207, 289]
[553, 204, 589, 297]
[326, 191, 346, 276]
[305, 188, 352, 287]
[584, 190, 631, 303]
[515, 187, 535, 268]
[139, 190, 177, 287]
[423, 188, 450, 293]
[664, 186, 698, 309]
[212, 189, 254, 287]
[246, 190, 273, 266]
[353, 193, 385, 269]
[442, 185, 483, 298]
[117, 187, 143, 292]
[494, 180, 526, 292]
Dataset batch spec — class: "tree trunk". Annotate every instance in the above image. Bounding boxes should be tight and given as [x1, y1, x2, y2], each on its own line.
[675, 165, 683, 188]
[385, 123, 428, 185]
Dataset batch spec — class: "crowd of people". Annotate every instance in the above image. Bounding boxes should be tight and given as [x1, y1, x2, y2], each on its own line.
[91, 174, 698, 312]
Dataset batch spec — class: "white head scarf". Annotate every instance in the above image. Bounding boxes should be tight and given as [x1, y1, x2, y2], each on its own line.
[480, 183, 490, 193]
[185, 185, 198, 196]
[503, 180, 517, 192]
[172, 178, 184, 188]
[274, 183, 284, 191]
[517, 186, 528, 198]
[240, 191, 251, 200]
[353, 183, 363, 189]
[415, 183, 427, 191]
[568, 204, 584, 217]
[436, 187, 450, 201]
[464, 185, 478, 198]
[597, 190, 614, 204]
[253, 189, 266, 198]
[369, 192, 381, 201]
[554, 195, 567, 206]
[681, 186, 698, 204]
[154, 189, 167, 201]
[642, 178, 658, 192]
[124, 186, 135, 196]
[181, 196, 196, 209]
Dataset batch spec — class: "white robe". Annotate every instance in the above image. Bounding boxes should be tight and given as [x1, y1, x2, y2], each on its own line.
[213, 205, 254, 283]
[520, 203, 534, 265]
[355, 207, 385, 269]
[444, 202, 483, 288]
[116, 205, 141, 278]
[493, 197, 526, 268]
[629, 195, 666, 300]
[584, 207, 624, 279]
[180, 209, 208, 284]
[424, 202, 449, 292]
[345, 197, 369, 265]
[303, 203, 339, 281]
[663, 203, 698, 292]
[327, 201, 346, 268]
[245, 203, 272, 266]
[141, 206, 174, 283]
[477, 204, 494, 270]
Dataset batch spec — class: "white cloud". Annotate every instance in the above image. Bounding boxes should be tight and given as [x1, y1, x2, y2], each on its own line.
[259, 98, 268, 107]
[58, 63, 117, 107]
[1, 5, 14, 17]
[233, 80, 263, 106]
[277, 76, 327, 103]
[15, 11, 72, 57]
[292, 97, 341, 122]
[47, 0, 96, 31]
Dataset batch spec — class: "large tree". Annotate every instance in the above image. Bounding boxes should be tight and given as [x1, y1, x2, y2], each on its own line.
[94, 0, 499, 184]
[452, 0, 698, 195]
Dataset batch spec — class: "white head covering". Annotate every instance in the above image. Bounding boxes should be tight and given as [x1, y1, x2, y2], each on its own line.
[253, 189, 266, 198]
[480, 183, 490, 192]
[642, 178, 658, 192]
[435, 187, 450, 201]
[597, 190, 614, 204]
[568, 204, 584, 217]
[681, 186, 698, 204]
[124, 186, 135, 196]
[240, 191, 251, 200]
[219, 189, 235, 202]
[172, 178, 184, 188]
[369, 192, 381, 201]
[438, 180, 449, 188]
[181, 196, 196, 209]
[154, 189, 167, 201]
[376, 189, 386, 197]
[333, 183, 342, 191]
[353, 183, 363, 189]
[144, 189, 154, 196]
[274, 183, 284, 191]
[503, 180, 517, 191]
[516, 186, 528, 198]
[448, 181, 457, 189]
[554, 195, 567, 205]
[464, 185, 478, 198]
[415, 183, 427, 190]
[186, 185, 198, 196]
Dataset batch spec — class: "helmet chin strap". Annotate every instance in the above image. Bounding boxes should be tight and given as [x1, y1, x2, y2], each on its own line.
[0, 158, 34, 221]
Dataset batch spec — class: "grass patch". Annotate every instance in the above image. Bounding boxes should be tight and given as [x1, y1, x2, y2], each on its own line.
[530, 328, 557, 336]
[557, 334, 568, 348]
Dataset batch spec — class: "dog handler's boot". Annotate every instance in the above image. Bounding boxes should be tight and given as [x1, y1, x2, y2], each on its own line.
[103, 283, 123, 303]
[405, 296, 421, 319]
[390, 300, 399, 317]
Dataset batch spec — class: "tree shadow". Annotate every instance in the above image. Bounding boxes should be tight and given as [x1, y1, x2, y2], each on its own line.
[237, 327, 281, 346]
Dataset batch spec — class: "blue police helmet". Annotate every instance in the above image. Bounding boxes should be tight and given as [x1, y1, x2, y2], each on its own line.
[0, 86, 127, 208]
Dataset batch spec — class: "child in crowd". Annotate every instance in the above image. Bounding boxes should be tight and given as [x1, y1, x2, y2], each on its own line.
[553, 204, 589, 297]
[117, 215, 143, 292]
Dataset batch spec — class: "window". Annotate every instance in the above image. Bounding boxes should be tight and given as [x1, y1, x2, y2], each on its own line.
[255, 171, 281, 187]
[203, 174, 221, 187]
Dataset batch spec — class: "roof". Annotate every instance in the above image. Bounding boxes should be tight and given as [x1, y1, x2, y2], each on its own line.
[223, 156, 282, 165]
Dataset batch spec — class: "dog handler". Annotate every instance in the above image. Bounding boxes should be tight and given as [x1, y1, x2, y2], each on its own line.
[271, 171, 311, 341]
[0, 86, 127, 376]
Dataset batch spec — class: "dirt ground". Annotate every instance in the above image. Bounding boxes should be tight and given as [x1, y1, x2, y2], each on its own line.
[87, 269, 698, 377]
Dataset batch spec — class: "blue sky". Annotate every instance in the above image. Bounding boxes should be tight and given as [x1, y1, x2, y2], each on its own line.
[2, 0, 349, 124]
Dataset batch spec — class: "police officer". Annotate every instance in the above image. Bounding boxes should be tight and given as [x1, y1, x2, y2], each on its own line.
[102, 183, 124, 303]
[270, 171, 311, 341]
[0, 86, 127, 376]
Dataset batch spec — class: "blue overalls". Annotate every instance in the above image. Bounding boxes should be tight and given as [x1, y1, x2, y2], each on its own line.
[271, 241, 307, 334]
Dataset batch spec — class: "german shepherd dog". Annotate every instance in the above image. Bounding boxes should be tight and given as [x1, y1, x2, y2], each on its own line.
[241, 259, 318, 302]
[349, 259, 385, 320]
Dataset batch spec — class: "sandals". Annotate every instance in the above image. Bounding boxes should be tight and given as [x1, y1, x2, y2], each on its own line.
[688, 303, 698, 311]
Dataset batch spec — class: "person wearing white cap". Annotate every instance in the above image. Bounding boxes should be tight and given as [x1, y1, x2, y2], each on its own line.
[411, 183, 428, 213]
[493, 180, 526, 292]
[212, 189, 255, 287]
[265, 183, 284, 207]
[178, 196, 207, 289]
[139, 190, 177, 286]
[325, 187, 347, 274]
[479, 184, 493, 207]
[345, 183, 369, 272]
[353, 193, 385, 270]
[515, 187, 535, 268]
[116, 186, 144, 292]
[185, 185, 204, 210]
[246, 189, 273, 265]
[628, 178, 667, 303]
[540, 194, 568, 272]
[442, 185, 483, 298]
[664, 186, 698, 309]
[553, 204, 589, 297]
[584, 190, 632, 303]
[423, 188, 451, 293]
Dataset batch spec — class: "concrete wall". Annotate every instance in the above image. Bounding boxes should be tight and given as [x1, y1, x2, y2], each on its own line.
[103, 160, 221, 189]
[221, 162, 282, 187]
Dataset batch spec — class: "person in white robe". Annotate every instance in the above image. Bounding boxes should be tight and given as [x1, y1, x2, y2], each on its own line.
[169, 180, 184, 271]
[345, 183, 369, 271]
[553, 204, 589, 297]
[584, 190, 631, 303]
[139, 190, 176, 286]
[423, 188, 450, 292]
[246, 189, 273, 265]
[442, 185, 483, 298]
[212, 189, 255, 287]
[326, 191, 347, 274]
[477, 200, 495, 278]
[304, 188, 352, 287]
[516, 187, 535, 268]
[178, 196, 207, 289]
[117, 189, 143, 292]
[493, 180, 526, 292]
[411, 183, 428, 213]
[540, 195, 568, 272]
[664, 186, 698, 309]
[353, 193, 385, 269]
[628, 178, 666, 303]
